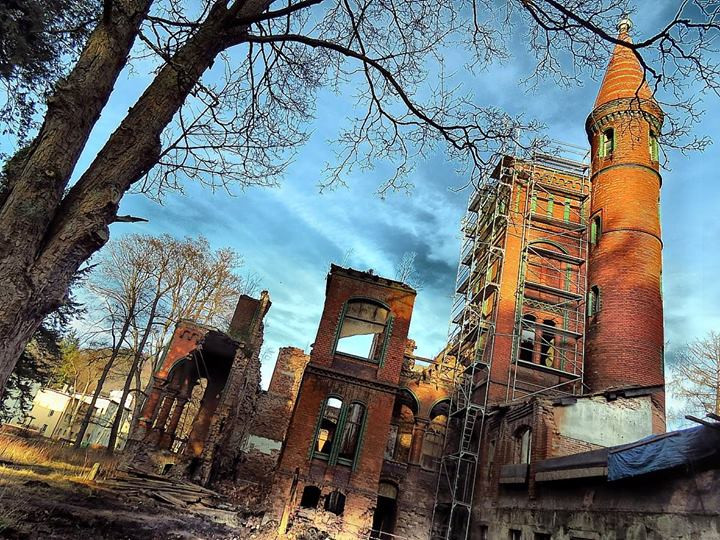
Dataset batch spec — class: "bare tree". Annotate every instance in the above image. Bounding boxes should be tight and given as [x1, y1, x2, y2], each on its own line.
[669, 332, 720, 418]
[394, 251, 424, 291]
[78, 234, 251, 452]
[1, 0, 719, 394]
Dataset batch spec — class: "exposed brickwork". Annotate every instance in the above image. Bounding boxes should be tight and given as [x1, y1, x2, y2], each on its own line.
[268, 266, 418, 539]
[126, 292, 270, 486]
[585, 26, 666, 428]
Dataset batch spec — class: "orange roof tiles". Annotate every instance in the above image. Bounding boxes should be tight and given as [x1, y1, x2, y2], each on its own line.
[594, 29, 654, 109]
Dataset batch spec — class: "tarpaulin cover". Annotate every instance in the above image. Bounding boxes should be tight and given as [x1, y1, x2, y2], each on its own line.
[607, 425, 720, 481]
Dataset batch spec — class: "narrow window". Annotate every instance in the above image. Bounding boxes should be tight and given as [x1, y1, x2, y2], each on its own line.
[599, 128, 614, 157]
[590, 215, 601, 246]
[479, 525, 489, 540]
[546, 194, 554, 217]
[563, 198, 571, 222]
[588, 286, 600, 317]
[509, 529, 522, 540]
[517, 428, 532, 464]
[335, 300, 390, 362]
[315, 397, 343, 457]
[540, 320, 556, 368]
[649, 130, 659, 161]
[48, 410, 54, 417]
[518, 315, 536, 363]
[325, 490, 346, 515]
[530, 192, 537, 213]
[486, 439, 496, 480]
[300, 486, 321, 508]
[338, 403, 365, 463]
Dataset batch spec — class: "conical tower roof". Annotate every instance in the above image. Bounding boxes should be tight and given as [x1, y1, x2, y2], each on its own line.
[593, 17, 653, 109]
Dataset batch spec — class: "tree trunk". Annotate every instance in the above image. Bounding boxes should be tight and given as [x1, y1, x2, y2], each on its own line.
[74, 313, 133, 447]
[0, 0, 270, 395]
[0, 0, 153, 392]
[107, 295, 160, 453]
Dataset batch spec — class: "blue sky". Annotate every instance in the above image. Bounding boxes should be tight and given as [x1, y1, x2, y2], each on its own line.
[4, 2, 719, 408]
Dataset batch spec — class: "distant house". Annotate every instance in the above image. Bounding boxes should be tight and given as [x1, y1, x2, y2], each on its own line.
[6, 386, 133, 450]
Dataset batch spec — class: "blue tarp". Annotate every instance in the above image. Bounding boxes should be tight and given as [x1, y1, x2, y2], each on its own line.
[607, 425, 720, 481]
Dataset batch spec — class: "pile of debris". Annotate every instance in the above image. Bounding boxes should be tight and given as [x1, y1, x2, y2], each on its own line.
[98, 465, 228, 509]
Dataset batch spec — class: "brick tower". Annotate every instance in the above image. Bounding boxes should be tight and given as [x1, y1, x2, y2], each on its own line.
[584, 17, 665, 426]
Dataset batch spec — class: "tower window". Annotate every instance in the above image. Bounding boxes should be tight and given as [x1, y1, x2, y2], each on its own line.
[649, 130, 660, 161]
[590, 215, 602, 246]
[599, 128, 615, 157]
[546, 194, 554, 217]
[588, 286, 601, 317]
[335, 299, 391, 363]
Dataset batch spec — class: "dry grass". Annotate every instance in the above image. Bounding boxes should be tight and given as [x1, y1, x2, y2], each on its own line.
[0, 434, 121, 480]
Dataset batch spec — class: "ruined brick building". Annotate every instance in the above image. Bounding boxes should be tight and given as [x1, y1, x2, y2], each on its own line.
[127, 17, 720, 540]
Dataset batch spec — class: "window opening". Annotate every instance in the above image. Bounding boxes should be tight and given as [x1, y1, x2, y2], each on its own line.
[563, 198, 571, 222]
[649, 130, 659, 161]
[517, 428, 532, 464]
[324, 490, 346, 515]
[315, 397, 343, 457]
[421, 415, 447, 470]
[588, 286, 600, 317]
[338, 402, 365, 463]
[590, 215, 601, 246]
[540, 320, 556, 368]
[599, 128, 614, 157]
[371, 483, 398, 540]
[509, 529, 522, 540]
[300, 486, 321, 508]
[547, 194, 554, 217]
[518, 315, 536, 363]
[335, 300, 390, 362]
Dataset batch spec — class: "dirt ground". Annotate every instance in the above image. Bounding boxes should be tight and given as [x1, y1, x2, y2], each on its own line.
[0, 462, 270, 539]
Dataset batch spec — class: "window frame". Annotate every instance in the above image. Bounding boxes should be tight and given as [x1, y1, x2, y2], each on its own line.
[590, 213, 602, 246]
[588, 285, 601, 317]
[311, 395, 368, 469]
[332, 298, 394, 365]
[599, 128, 615, 158]
[649, 129, 660, 162]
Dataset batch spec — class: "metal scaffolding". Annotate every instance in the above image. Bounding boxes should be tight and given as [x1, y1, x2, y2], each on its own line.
[507, 147, 590, 401]
[430, 160, 513, 540]
[431, 143, 589, 540]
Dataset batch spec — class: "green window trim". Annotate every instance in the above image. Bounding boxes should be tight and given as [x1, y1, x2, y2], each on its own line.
[547, 194, 554, 217]
[310, 396, 368, 469]
[514, 186, 523, 212]
[530, 193, 537, 214]
[590, 214, 601, 246]
[378, 315, 394, 367]
[598, 128, 615, 158]
[587, 286, 601, 317]
[649, 130, 660, 161]
[331, 303, 348, 354]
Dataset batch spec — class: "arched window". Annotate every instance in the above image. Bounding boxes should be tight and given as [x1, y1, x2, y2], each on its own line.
[421, 415, 447, 470]
[599, 128, 614, 157]
[315, 397, 343, 458]
[588, 286, 601, 317]
[649, 130, 659, 161]
[590, 215, 602, 246]
[516, 427, 532, 464]
[540, 320, 556, 368]
[335, 300, 391, 363]
[518, 314, 536, 363]
[338, 402, 366, 463]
